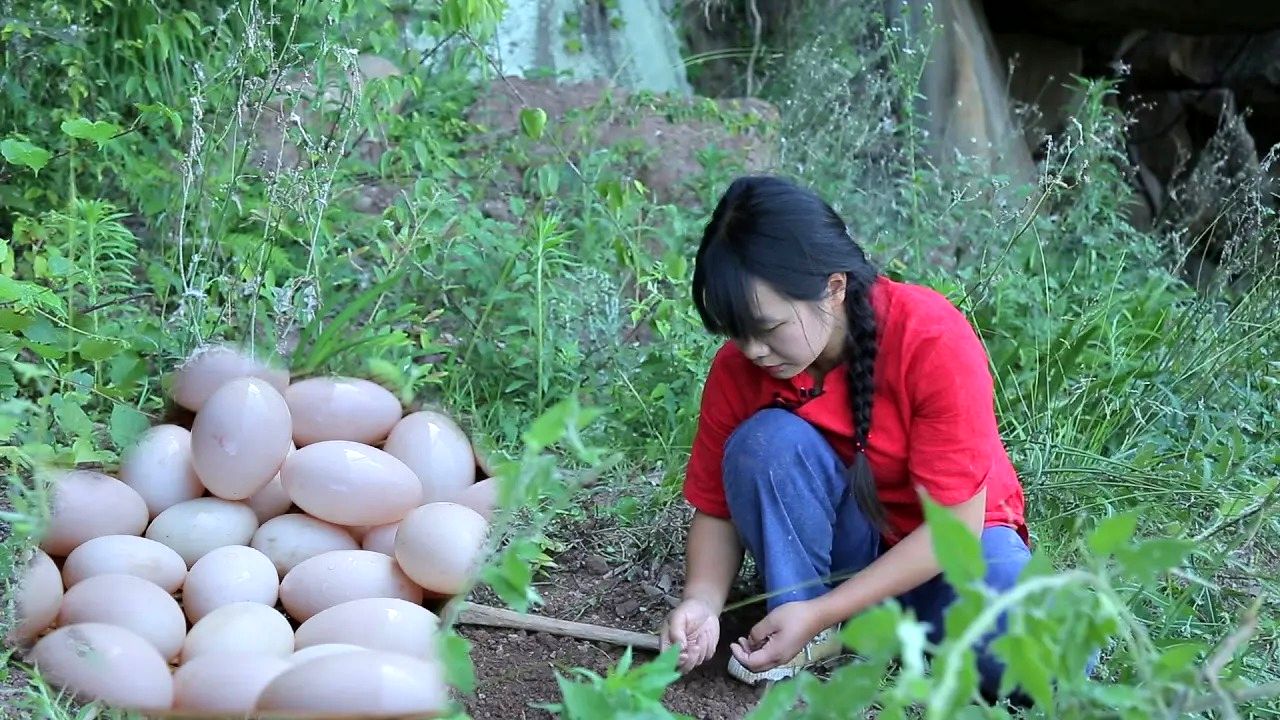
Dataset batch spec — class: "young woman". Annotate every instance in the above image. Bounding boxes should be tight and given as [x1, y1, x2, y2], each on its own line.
[658, 175, 1032, 696]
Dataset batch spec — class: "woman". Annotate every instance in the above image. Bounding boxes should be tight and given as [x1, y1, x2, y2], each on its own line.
[658, 175, 1032, 697]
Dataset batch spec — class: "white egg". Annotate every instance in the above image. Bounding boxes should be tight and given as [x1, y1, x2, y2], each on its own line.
[359, 522, 398, 556]
[119, 424, 204, 517]
[190, 377, 293, 500]
[145, 497, 258, 567]
[39, 470, 149, 556]
[255, 650, 448, 716]
[285, 376, 402, 446]
[287, 643, 366, 665]
[31, 623, 173, 711]
[295, 598, 439, 659]
[182, 602, 294, 662]
[250, 513, 359, 575]
[56, 574, 186, 661]
[395, 502, 490, 596]
[170, 343, 289, 412]
[246, 473, 293, 523]
[279, 549, 422, 622]
[182, 545, 280, 623]
[61, 535, 187, 592]
[383, 410, 476, 503]
[6, 549, 62, 646]
[173, 654, 291, 713]
[280, 441, 422, 526]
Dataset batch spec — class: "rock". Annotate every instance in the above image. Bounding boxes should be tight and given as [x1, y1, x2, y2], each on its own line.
[465, 77, 778, 207]
[478, 0, 690, 96]
[983, 0, 1280, 37]
[584, 555, 610, 575]
[246, 54, 405, 175]
[614, 599, 641, 618]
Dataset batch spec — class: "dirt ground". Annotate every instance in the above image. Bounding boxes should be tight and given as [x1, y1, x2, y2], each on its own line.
[459, 548, 769, 719]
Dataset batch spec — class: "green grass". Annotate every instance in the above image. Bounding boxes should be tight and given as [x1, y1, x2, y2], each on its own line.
[3, 0, 1279, 717]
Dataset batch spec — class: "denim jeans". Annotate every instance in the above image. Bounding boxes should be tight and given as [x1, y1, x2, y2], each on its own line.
[720, 408, 1039, 698]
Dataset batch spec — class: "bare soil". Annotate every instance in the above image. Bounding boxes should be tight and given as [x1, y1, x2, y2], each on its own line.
[459, 547, 767, 719]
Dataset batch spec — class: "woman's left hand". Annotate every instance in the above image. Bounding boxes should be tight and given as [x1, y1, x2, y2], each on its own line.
[729, 598, 827, 672]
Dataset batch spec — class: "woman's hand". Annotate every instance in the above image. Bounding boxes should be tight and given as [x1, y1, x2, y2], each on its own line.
[729, 599, 826, 672]
[660, 598, 721, 673]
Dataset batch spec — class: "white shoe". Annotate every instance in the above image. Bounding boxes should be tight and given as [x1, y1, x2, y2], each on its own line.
[726, 625, 844, 685]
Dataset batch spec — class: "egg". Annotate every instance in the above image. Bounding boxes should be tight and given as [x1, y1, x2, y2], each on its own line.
[182, 601, 294, 662]
[295, 598, 439, 659]
[182, 545, 280, 623]
[173, 653, 290, 713]
[61, 535, 188, 592]
[383, 410, 476, 503]
[31, 623, 173, 711]
[145, 497, 258, 566]
[39, 470, 149, 556]
[251, 513, 359, 575]
[255, 650, 448, 716]
[246, 473, 293, 523]
[170, 343, 289, 412]
[279, 549, 422, 622]
[118, 424, 204, 517]
[288, 643, 366, 665]
[455, 476, 500, 521]
[6, 550, 62, 646]
[190, 377, 293, 500]
[280, 441, 422, 526]
[285, 376, 402, 446]
[395, 502, 490, 595]
[359, 522, 398, 556]
[56, 574, 186, 661]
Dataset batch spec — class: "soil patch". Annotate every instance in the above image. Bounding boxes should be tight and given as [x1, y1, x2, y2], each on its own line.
[459, 548, 767, 719]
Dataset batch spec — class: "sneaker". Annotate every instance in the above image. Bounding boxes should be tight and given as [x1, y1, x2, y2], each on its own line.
[726, 625, 844, 685]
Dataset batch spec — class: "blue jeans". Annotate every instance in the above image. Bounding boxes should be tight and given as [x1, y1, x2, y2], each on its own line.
[721, 408, 1035, 698]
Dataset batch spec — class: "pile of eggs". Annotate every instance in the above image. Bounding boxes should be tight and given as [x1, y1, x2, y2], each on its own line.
[6, 345, 502, 717]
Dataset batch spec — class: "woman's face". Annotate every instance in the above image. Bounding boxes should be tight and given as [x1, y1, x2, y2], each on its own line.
[731, 274, 847, 380]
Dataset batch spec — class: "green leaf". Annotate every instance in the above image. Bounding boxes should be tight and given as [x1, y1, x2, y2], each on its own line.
[135, 102, 184, 135]
[52, 395, 94, 439]
[77, 337, 124, 362]
[522, 396, 577, 451]
[1114, 537, 1195, 583]
[437, 631, 476, 695]
[1087, 511, 1139, 557]
[60, 118, 121, 147]
[519, 107, 548, 140]
[744, 675, 802, 719]
[839, 602, 904, 660]
[1, 138, 52, 172]
[109, 404, 150, 450]
[990, 631, 1055, 708]
[922, 495, 984, 586]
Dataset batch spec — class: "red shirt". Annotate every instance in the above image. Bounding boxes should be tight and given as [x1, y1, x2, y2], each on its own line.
[684, 276, 1028, 545]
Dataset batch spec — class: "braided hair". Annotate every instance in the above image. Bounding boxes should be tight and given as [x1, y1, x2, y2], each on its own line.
[692, 175, 887, 530]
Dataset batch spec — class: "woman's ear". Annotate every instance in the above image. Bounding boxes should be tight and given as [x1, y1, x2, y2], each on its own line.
[827, 272, 847, 306]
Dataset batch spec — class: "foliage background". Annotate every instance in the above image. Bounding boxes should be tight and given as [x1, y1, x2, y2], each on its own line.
[1, 0, 1277, 717]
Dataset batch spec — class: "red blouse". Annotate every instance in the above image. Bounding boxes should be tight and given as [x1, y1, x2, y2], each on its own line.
[683, 276, 1028, 545]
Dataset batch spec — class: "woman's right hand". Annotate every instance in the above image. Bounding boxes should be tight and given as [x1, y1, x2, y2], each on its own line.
[660, 598, 721, 673]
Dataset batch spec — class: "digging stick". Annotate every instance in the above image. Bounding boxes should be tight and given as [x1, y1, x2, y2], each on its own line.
[455, 601, 662, 651]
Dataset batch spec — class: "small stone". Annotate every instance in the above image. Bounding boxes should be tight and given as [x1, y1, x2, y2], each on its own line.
[641, 583, 664, 600]
[656, 572, 673, 593]
[615, 599, 641, 618]
[585, 555, 610, 575]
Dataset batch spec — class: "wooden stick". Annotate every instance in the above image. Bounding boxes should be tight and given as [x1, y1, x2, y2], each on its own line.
[455, 602, 662, 651]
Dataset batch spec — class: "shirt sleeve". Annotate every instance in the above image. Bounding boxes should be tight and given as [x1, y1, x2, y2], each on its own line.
[905, 312, 999, 506]
[683, 345, 746, 519]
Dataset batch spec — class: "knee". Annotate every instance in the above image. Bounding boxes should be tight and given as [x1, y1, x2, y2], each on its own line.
[722, 408, 819, 476]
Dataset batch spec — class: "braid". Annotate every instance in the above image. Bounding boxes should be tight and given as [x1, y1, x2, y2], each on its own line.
[842, 272, 888, 532]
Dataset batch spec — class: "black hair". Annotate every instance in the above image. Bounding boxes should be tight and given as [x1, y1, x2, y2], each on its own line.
[692, 175, 887, 532]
